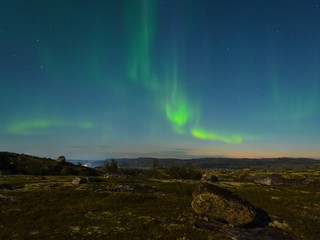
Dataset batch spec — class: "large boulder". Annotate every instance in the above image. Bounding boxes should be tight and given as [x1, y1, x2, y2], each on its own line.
[192, 182, 269, 227]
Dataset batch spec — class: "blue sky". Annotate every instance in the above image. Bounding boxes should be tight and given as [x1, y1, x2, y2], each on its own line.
[1, 0, 320, 160]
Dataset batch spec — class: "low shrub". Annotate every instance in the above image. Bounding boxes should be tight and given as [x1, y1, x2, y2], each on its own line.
[165, 164, 202, 180]
[103, 159, 119, 173]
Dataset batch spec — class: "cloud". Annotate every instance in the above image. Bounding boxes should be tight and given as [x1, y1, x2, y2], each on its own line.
[138, 147, 198, 158]
[95, 145, 111, 149]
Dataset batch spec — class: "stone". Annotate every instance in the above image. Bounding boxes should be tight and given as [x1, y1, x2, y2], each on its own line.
[192, 182, 270, 227]
[56, 156, 66, 163]
[201, 173, 219, 183]
[253, 174, 284, 186]
[72, 177, 87, 185]
[72, 176, 98, 185]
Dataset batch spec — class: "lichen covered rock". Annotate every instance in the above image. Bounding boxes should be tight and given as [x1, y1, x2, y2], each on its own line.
[192, 182, 262, 227]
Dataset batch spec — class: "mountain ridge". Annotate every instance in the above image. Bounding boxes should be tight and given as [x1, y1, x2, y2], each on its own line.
[70, 156, 320, 170]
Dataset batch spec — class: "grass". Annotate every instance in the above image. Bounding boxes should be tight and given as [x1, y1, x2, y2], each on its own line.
[0, 176, 219, 239]
[1, 170, 320, 239]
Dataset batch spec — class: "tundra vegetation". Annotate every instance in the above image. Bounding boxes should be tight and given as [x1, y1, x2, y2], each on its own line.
[0, 152, 320, 239]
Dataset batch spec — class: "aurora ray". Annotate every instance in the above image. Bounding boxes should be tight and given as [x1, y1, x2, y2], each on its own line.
[125, 0, 158, 90]
[164, 64, 196, 133]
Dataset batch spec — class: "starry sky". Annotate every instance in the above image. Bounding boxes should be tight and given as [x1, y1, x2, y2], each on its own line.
[1, 0, 320, 160]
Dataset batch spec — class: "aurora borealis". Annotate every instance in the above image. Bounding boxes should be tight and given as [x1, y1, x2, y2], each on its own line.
[1, 0, 320, 160]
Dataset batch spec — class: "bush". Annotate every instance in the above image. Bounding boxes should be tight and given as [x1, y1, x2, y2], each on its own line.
[165, 164, 202, 180]
[61, 166, 77, 175]
[104, 159, 119, 173]
[152, 159, 159, 170]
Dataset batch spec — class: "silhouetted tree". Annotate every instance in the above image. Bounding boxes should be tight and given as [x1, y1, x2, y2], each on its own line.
[104, 159, 119, 173]
[152, 159, 159, 170]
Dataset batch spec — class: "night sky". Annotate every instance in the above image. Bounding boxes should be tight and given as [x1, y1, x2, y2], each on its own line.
[1, 0, 320, 160]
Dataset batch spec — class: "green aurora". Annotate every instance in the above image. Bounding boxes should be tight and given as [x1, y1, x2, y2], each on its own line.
[1, 0, 319, 159]
[6, 120, 93, 135]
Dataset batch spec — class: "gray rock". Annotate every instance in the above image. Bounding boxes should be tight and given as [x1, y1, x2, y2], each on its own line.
[192, 182, 269, 227]
[201, 173, 219, 183]
[72, 176, 97, 185]
[72, 177, 87, 185]
[56, 156, 66, 163]
[253, 174, 284, 186]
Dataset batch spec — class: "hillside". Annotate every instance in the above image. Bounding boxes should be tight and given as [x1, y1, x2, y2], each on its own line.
[0, 152, 99, 176]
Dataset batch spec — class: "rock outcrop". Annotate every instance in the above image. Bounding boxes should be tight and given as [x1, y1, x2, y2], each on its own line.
[192, 182, 270, 227]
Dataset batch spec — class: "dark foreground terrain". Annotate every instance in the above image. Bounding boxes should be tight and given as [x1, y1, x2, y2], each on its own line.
[1, 169, 320, 239]
[1, 152, 320, 239]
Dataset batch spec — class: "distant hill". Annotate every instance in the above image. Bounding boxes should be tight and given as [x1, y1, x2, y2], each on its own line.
[0, 152, 99, 175]
[189, 157, 320, 170]
[80, 157, 320, 170]
[2, 152, 319, 174]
